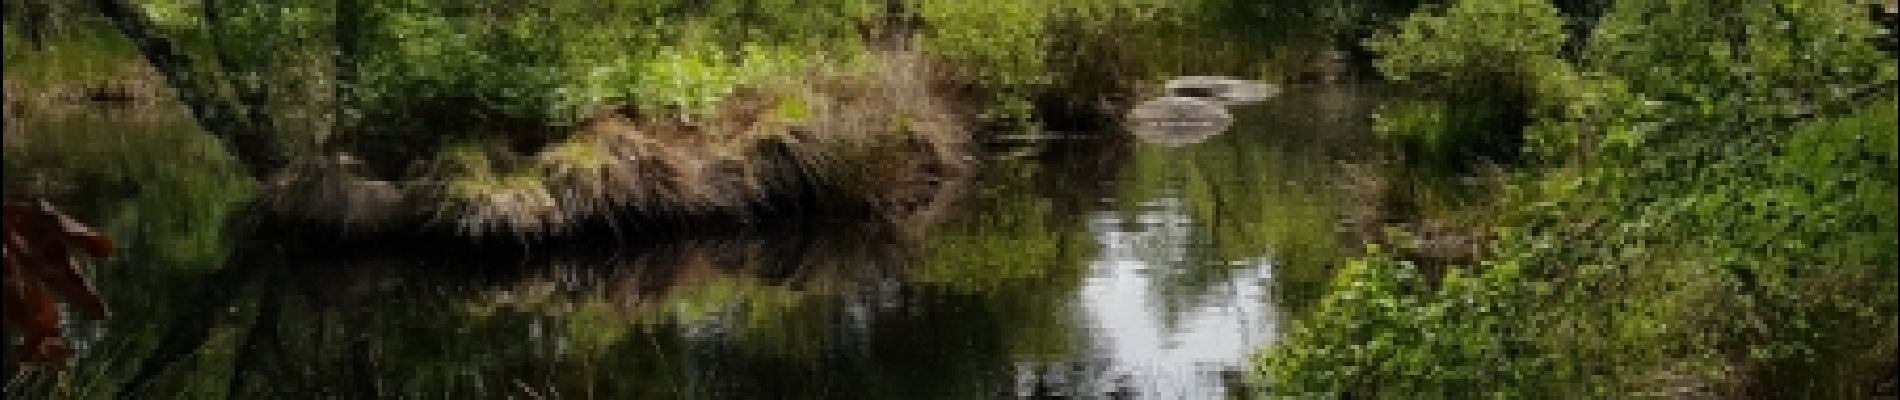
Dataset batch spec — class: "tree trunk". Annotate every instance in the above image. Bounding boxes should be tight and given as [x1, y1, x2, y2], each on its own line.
[21, 0, 51, 50]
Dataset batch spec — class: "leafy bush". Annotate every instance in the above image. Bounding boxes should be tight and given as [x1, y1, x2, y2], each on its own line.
[1257, 255, 1593, 398]
[1365, 0, 1569, 95]
[918, 0, 1197, 124]
[349, 0, 874, 126]
[1261, 100, 1898, 397]
[1260, 0, 1899, 397]
[1586, 0, 1897, 127]
[1363, 0, 1574, 164]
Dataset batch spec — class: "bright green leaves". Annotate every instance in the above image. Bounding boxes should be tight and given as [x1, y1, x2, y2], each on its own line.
[1256, 256, 1576, 399]
[917, 0, 1189, 125]
[1784, 99, 1900, 180]
[1269, 0, 1900, 397]
[917, 0, 1056, 124]
[1366, 0, 1569, 93]
[1586, 0, 1898, 126]
[349, 0, 877, 128]
[1367, 0, 1895, 159]
[1364, 0, 1576, 165]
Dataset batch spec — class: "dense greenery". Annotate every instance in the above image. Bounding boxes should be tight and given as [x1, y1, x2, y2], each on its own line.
[1258, 0, 1898, 397]
[9, 0, 1896, 398]
[5, 0, 1416, 135]
[1, 108, 253, 270]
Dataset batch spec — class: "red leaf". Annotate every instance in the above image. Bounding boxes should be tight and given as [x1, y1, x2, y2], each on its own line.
[3, 198, 112, 366]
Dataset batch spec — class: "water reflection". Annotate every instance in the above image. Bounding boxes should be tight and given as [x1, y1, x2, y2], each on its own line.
[1073, 196, 1277, 399]
[4, 84, 1380, 399]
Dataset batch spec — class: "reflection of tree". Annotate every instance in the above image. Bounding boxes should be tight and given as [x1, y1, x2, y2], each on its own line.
[50, 211, 1086, 399]
[1110, 85, 1375, 321]
[1032, 131, 1134, 223]
[1, 94, 1105, 398]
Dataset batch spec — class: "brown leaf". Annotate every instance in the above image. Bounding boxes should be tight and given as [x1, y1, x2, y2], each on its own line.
[4, 250, 68, 363]
[3, 198, 112, 365]
[17, 203, 109, 319]
[47, 201, 113, 258]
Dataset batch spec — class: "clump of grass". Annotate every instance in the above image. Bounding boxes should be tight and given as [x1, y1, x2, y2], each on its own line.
[266, 55, 972, 238]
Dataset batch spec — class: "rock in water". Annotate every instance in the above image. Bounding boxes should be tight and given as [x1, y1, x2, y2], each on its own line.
[1162, 76, 1278, 105]
[1126, 97, 1232, 146]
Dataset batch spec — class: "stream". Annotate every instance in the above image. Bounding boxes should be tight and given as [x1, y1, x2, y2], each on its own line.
[5, 84, 1382, 399]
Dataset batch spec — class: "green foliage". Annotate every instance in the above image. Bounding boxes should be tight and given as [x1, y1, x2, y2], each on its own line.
[351, 0, 875, 127]
[351, 1, 576, 124]
[1262, 100, 1899, 397]
[1373, 98, 1534, 163]
[919, 0, 1054, 88]
[571, 45, 811, 120]
[918, 0, 1192, 123]
[1364, 0, 1576, 164]
[339, 0, 1200, 131]
[1263, 0, 1900, 397]
[1587, 0, 1898, 126]
[1257, 256, 1589, 398]
[1365, 0, 1569, 94]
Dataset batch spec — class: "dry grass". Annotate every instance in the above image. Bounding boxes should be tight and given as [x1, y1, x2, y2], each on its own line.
[264, 54, 973, 238]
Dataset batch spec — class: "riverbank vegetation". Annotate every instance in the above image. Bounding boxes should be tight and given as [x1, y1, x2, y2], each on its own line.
[1257, 0, 1898, 397]
[9, 0, 1896, 397]
[6, 0, 1395, 238]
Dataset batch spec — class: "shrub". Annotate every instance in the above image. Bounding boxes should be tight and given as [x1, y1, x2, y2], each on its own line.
[1364, 0, 1574, 164]
[1260, 0, 1899, 397]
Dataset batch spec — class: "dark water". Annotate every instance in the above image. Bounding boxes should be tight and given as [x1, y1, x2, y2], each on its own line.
[5, 84, 1378, 399]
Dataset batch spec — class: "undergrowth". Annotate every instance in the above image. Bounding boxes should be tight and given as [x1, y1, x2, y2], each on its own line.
[1256, 0, 1899, 398]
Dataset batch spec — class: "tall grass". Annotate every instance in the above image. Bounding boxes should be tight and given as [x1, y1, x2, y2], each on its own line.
[266, 55, 973, 237]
